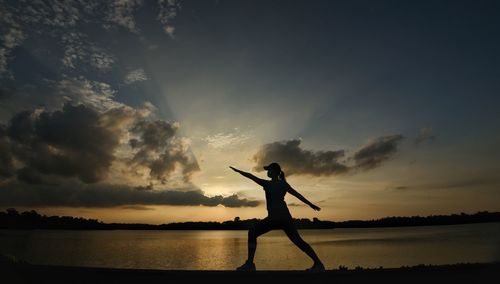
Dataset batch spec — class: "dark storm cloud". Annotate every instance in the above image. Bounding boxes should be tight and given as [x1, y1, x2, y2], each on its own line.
[253, 139, 348, 176]
[253, 135, 404, 176]
[5, 104, 120, 183]
[1, 102, 199, 185]
[353, 135, 404, 170]
[15, 167, 57, 185]
[0, 87, 7, 99]
[129, 120, 200, 182]
[130, 120, 178, 150]
[0, 181, 259, 208]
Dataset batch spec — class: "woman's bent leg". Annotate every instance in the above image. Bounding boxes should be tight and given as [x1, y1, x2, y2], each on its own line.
[247, 218, 273, 262]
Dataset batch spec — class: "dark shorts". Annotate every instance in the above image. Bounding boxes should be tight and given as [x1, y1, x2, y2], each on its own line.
[251, 216, 297, 237]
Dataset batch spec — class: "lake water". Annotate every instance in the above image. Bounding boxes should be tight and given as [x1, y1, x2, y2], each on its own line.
[1, 223, 499, 270]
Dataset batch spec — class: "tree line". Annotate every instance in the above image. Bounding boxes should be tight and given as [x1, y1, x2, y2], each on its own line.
[1, 208, 499, 230]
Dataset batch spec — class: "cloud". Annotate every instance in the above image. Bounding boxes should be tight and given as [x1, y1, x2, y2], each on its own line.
[203, 130, 251, 149]
[157, 0, 181, 38]
[253, 135, 404, 176]
[61, 32, 116, 72]
[0, 180, 260, 208]
[124, 68, 148, 84]
[15, 167, 58, 186]
[253, 139, 349, 176]
[0, 48, 8, 76]
[2, 28, 25, 49]
[353, 135, 404, 170]
[0, 1, 183, 77]
[60, 32, 86, 69]
[415, 127, 435, 145]
[89, 51, 115, 71]
[1, 99, 197, 185]
[0, 99, 246, 208]
[55, 76, 124, 111]
[393, 177, 500, 192]
[105, 0, 144, 33]
[0, 77, 127, 122]
[0, 125, 14, 179]
[54, 77, 125, 111]
[0, 0, 81, 76]
[0, 74, 259, 208]
[129, 120, 200, 183]
[219, 194, 260, 207]
[4, 0, 177, 34]
[5, 104, 122, 183]
[121, 205, 155, 210]
[19, 0, 83, 28]
[0, 25, 26, 76]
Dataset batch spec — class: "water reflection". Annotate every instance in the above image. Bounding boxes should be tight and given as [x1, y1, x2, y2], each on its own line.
[0, 223, 498, 270]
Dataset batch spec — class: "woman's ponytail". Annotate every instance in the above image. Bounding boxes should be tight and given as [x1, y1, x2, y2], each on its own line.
[279, 170, 286, 181]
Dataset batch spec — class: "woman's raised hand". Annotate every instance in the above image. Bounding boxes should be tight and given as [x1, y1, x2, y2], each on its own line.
[310, 204, 321, 211]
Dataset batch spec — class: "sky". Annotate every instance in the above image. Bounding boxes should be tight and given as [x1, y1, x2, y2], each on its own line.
[0, 0, 499, 224]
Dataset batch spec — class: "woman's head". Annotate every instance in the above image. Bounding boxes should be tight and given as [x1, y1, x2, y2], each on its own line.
[264, 162, 285, 181]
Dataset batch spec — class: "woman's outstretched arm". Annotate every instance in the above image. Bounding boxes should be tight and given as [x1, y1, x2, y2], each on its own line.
[229, 166, 267, 187]
[286, 185, 321, 211]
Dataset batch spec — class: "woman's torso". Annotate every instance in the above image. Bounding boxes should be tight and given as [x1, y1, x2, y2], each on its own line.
[263, 180, 292, 219]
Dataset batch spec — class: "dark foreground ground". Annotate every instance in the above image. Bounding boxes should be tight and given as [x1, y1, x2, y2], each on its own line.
[2, 260, 499, 284]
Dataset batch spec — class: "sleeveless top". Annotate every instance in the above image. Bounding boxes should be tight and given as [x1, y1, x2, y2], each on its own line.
[262, 180, 292, 220]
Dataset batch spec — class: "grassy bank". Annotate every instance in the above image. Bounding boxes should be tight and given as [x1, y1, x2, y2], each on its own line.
[2, 256, 498, 284]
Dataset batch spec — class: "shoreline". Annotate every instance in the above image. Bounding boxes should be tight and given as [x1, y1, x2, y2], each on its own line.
[1, 220, 498, 231]
[3, 260, 499, 284]
[2, 209, 499, 231]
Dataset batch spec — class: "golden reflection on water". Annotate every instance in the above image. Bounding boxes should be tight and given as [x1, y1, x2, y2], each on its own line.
[0, 223, 499, 270]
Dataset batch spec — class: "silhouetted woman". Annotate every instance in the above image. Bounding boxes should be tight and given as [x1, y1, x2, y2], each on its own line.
[230, 162, 325, 272]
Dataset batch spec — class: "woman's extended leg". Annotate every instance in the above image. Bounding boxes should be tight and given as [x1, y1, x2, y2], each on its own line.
[283, 222, 323, 267]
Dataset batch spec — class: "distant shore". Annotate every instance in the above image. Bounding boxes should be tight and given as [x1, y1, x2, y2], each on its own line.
[2, 257, 499, 284]
[1, 209, 500, 230]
